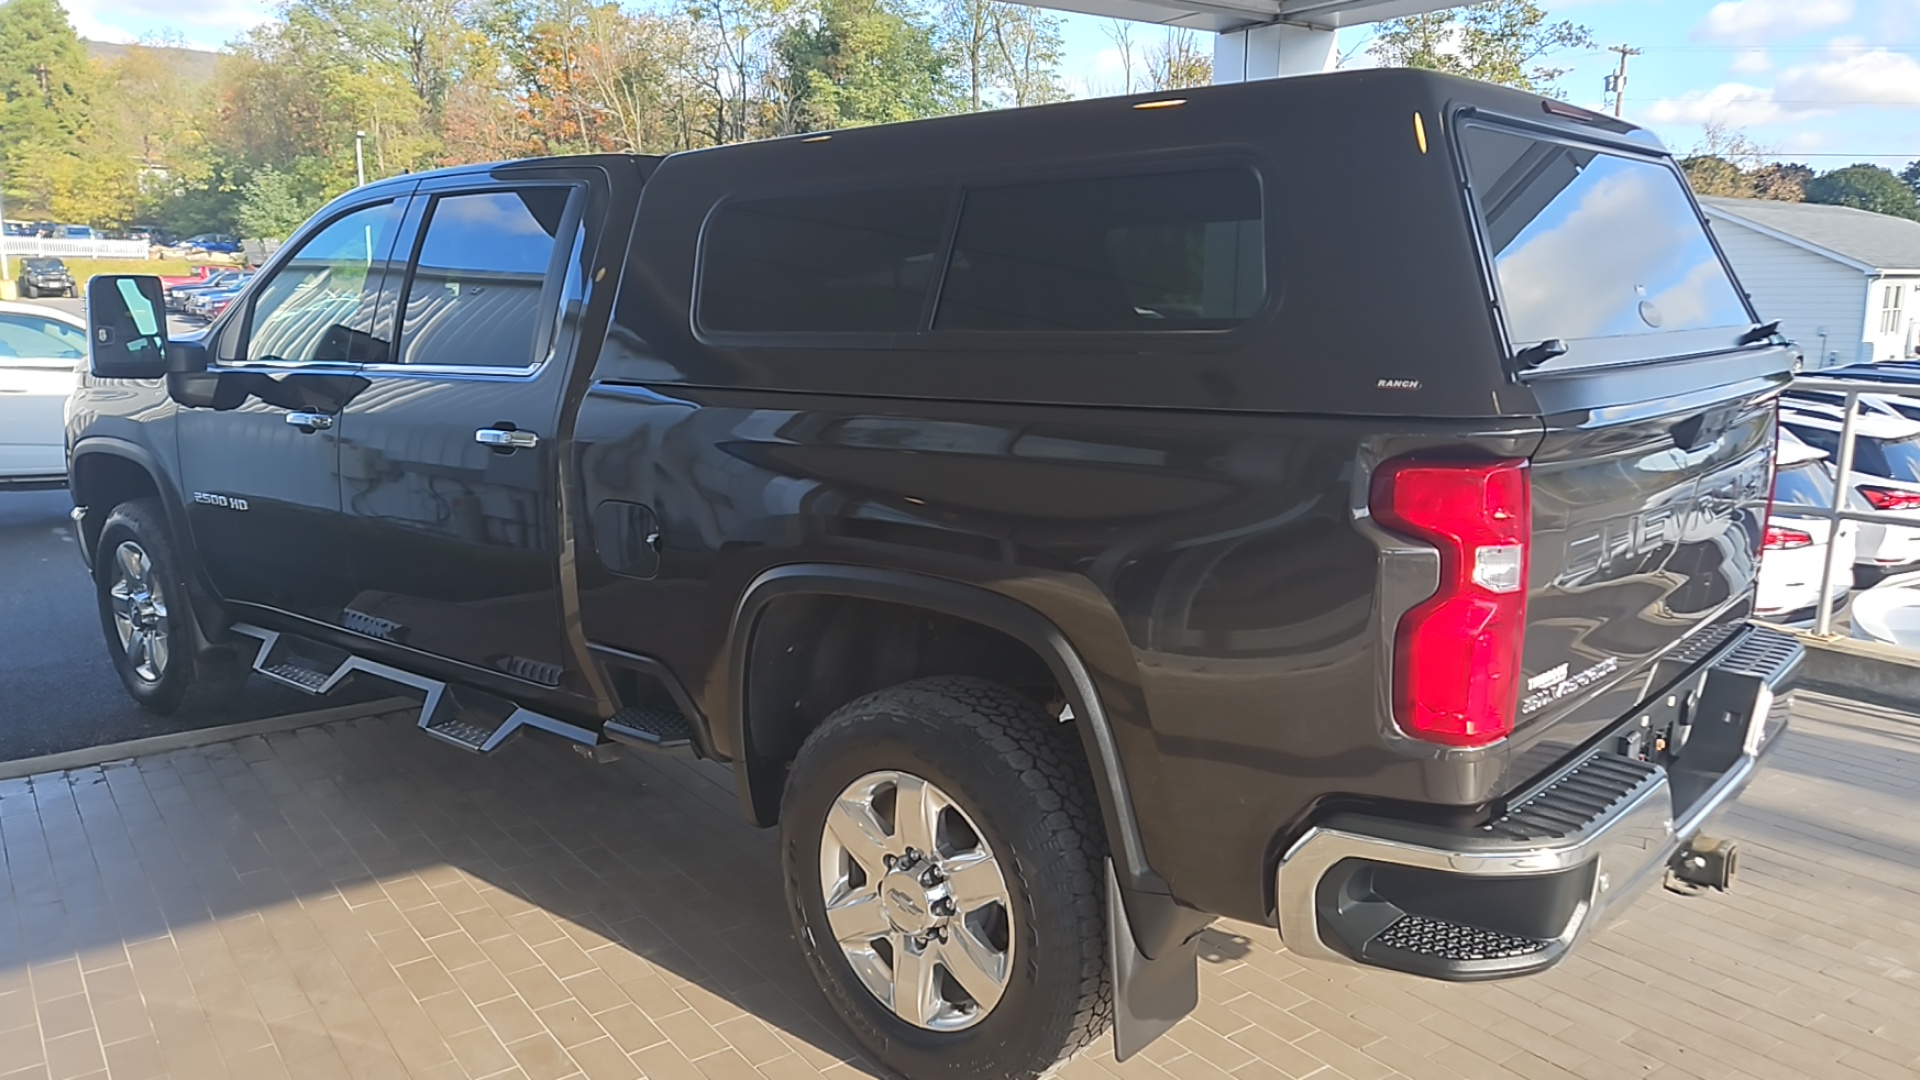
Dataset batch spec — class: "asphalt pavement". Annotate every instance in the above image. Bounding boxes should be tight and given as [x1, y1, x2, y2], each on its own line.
[0, 490, 380, 763]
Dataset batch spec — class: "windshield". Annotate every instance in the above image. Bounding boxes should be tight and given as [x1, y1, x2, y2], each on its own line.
[1459, 123, 1750, 362]
[0, 313, 86, 361]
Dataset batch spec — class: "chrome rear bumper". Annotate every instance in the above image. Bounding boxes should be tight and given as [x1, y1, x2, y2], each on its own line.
[1274, 624, 1801, 979]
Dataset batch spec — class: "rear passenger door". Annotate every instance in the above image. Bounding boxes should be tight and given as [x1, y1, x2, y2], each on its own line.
[335, 170, 591, 686]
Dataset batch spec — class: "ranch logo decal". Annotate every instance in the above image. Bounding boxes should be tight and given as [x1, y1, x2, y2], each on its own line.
[1520, 657, 1619, 715]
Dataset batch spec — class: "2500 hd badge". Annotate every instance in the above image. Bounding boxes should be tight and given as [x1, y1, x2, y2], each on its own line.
[1521, 657, 1622, 716]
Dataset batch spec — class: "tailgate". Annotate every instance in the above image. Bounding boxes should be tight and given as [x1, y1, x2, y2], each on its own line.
[1519, 379, 1779, 743]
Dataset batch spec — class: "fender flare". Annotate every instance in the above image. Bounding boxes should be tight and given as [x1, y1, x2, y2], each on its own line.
[726, 563, 1160, 893]
[69, 437, 229, 654]
[728, 565, 1209, 1057]
[69, 438, 186, 566]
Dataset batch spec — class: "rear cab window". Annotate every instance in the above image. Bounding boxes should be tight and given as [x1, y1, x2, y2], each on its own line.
[1457, 121, 1754, 370]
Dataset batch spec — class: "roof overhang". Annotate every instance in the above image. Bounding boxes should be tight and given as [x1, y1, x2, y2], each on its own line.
[1020, 0, 1458, 34]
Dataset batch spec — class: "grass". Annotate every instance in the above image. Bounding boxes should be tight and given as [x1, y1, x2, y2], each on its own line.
[7, 256, 230, 289]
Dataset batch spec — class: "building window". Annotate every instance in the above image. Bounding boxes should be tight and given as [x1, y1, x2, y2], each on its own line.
[1884, 284, 1906, 336]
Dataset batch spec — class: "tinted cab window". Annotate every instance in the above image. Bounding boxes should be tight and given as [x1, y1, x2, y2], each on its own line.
[395, 188, 575, 368]
[239, 200, 405, 364]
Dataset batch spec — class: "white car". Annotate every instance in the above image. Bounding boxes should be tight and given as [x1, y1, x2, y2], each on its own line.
[1758, 430, 1858, 622]
[1779, 403, 1920, 580]
[0, 299, 85, 487]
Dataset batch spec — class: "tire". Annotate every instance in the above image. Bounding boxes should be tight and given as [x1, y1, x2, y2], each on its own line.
[19, 283, 33, 299]
[781, 676, 1110, 1080]
[66, 286, 77, 298]
[93, 498, 248, 715]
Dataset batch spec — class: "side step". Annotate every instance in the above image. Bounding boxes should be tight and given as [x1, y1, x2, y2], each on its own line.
[604, 704, 693, 752]
[230, 623, 603, 756]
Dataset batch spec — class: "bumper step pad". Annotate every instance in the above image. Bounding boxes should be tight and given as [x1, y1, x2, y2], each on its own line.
[1370, 915, 1553, 963]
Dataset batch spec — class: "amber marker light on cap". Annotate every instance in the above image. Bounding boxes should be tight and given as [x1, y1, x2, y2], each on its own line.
[801, 134, 832, 143]
[1132, 98, 1186, 110]
[1413, 112, 1428, 154]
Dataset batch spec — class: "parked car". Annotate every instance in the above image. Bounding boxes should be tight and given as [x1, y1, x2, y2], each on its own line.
[0, 299, 85, 487]
[182, 279, 252, 320]
[164, 269, 247, 311]
[53, 224, 94, 240]
[1758, 429, 1859, 623]
[16, 257, 76, 299]
[181, 233, 241, 253]
[71, 70, 1801, 1080]
[1779, 402, 1920, 581]
[157, 266, 219, 289]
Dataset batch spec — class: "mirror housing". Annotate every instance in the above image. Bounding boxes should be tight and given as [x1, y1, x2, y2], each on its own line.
[86, 276, 170, 379]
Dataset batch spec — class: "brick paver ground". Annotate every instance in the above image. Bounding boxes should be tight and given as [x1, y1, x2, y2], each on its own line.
[0, 691, 1916, 1080]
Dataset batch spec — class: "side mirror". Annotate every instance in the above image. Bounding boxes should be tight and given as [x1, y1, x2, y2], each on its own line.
[87, 276, 169, 379]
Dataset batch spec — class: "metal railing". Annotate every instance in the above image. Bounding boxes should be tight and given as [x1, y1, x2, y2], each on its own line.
[1772, 375, 1920, 637]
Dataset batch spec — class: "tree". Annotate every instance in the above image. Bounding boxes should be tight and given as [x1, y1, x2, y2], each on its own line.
[1678, 122, 1806, 202]
[235, 166, 316, 239]
[940, 0, 1064, 110]
[985, 3, 1064, 107]
[1804, 165, 1920, 222]
[1146, 27, 1209, 90]
[1903, 160, 1920, 200]
[1369, 0, 1593, 95]
[780, 0, 957, 132]
[1102, 18, 1137, 96]
[0, 0, 90, 147]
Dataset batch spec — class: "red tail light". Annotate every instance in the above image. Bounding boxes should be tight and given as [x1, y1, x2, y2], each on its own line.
[1859, 487, 1920, 511]
[1762, 525, 1813, 550]
[1370, 459, 1530, 747]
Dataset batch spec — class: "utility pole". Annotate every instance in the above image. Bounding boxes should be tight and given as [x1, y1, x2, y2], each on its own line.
[1606, 45, 1642, 118]
[354, 131, 366, 188]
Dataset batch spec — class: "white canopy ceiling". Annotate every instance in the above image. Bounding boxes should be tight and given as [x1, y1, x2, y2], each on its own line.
[1023, 0, 1458, 34]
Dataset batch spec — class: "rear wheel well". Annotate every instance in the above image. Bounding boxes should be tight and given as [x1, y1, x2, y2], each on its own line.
[743, 595, 1068, 810]
[71, 453, 162, 558]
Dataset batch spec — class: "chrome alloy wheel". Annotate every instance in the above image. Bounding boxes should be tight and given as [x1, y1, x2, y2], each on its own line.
[819, 770, 1015, 1032]
[108, 540, 170, 683]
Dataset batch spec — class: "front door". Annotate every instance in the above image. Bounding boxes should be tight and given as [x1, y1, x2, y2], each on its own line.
[336, 175, 590, 686]
[177, 196, 407, 624]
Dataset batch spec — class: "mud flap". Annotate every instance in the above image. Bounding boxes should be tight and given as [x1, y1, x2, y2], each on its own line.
[1108, 859, 1200, 1060]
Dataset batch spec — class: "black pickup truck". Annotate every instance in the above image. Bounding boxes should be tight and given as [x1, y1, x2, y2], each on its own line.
[71, 69, 1800, 1080]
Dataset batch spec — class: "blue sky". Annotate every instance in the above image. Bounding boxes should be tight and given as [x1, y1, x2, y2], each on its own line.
[66, 0, 1920, 170]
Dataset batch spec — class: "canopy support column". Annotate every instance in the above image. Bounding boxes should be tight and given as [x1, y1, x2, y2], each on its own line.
[1212, 23, 1336, 82]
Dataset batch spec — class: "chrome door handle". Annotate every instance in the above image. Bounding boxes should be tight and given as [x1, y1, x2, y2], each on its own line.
[285, 411, 333, 431]
[475, 428, 539, 450]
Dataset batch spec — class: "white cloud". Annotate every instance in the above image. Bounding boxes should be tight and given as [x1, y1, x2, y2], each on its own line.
[1696, 0, 1853, 44]
[1646, 82, 1785, 126]
[1777, 47, 1920, 108]
[1730, 49, 1772, 75]
[1646, 45, 1920, 126]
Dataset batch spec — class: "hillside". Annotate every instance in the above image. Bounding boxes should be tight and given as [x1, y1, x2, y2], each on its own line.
[83, 39, 220, 84]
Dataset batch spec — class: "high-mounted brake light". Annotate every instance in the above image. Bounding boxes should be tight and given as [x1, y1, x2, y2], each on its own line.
[1762, 525, 1813, 550]
[1859, 486, 1920, 511]
[1371, 459, 1531, 747]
